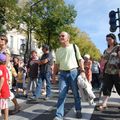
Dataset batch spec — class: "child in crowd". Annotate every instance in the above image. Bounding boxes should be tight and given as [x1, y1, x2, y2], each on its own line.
[12, 57, 19, 89]
[0, 53, 10, 120]
[26, 50, 38, 98]
[16, 67, 26, 97]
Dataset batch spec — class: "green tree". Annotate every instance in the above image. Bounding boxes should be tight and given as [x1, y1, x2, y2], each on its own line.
[58, 25, 101, 60]
[0, 0, 101, 60]
[16, 0, 77, 50]
[0, 1, 6, 33]
[0, 0, 21, 33]
[32, 0, 77, 48]
[72, 29, 101, 60]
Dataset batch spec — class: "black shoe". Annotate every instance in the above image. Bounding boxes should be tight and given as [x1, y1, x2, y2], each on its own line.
[76, 110, 82, 118]
[24, 94, 28, 98]
[1, 110, 4, 114]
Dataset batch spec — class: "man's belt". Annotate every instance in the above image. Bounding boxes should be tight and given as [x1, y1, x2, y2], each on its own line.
[60, 68, 77, 72]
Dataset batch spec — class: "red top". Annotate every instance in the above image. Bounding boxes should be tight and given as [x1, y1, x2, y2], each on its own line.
[0, 65, 10, 98]
[99, 58, 106, 73]
[84, 60, 92, 82]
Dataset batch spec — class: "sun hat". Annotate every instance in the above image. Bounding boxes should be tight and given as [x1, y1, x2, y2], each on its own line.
[84, 54, 90, 59]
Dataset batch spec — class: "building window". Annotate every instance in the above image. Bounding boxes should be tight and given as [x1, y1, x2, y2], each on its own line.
[20, 39, 25, 44]
[10, 36, 14, 48]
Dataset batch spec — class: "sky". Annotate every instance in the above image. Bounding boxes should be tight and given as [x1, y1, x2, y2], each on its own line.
[65, 0, 120, 53]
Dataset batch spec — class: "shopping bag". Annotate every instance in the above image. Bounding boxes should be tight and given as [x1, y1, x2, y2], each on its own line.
[77, 75, 96, 105]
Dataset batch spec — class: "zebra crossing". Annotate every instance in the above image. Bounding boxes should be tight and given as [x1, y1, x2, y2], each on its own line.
[0, 85, 119, 120]
[7, 99, 95, 120]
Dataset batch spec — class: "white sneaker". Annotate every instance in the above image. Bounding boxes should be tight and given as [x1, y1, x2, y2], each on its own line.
[89, 99, 96, 106]
[42, 91, 46, 96]
[53, 117, 63, 120]
[29, 96, 37, 101]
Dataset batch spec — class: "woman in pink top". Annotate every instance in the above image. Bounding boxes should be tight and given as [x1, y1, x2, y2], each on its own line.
[99, 55, 106, 74]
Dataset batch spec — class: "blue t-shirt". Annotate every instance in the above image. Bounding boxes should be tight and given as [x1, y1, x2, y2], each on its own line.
[92, 61, 100, 73]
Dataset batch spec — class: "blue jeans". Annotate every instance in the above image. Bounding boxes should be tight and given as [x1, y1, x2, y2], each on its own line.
[34, 72, 51, 98]
[55, 69, 81, 119]
[26, 77, 37, 95]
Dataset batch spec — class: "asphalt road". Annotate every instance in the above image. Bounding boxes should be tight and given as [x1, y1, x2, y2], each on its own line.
[0, 84, 119, 120]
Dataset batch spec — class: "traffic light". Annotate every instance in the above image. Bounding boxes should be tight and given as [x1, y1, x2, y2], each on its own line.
[109, 10, 117, 32]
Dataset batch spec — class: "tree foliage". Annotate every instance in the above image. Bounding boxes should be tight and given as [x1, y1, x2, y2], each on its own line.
[57, 25, 101, 60]
[0, 0, 21, 33]
[0, 0, 101, 60]
[30, 0, 77, 48]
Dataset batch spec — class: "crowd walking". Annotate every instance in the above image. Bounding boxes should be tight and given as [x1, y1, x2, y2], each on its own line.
[0, 32, 120, 120]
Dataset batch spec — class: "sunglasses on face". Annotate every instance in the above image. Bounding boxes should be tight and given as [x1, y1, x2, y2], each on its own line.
[59, 35, 65, 37]
[0, 38, 5, 41]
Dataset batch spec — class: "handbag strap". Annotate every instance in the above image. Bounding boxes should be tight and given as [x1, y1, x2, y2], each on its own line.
[73, 44, 79, 67]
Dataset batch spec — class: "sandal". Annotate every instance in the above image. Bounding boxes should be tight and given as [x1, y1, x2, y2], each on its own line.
[96, 105, 107, 111]
[9, 105, 21, 115]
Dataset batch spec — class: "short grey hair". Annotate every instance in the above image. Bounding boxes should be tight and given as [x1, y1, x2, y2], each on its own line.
[60, 31, 70, 40]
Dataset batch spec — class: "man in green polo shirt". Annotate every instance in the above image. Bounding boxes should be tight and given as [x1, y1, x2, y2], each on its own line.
[53, 31, 85, 120]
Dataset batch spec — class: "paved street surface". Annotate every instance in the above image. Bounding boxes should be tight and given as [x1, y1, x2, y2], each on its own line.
[0, 84, 119, 120]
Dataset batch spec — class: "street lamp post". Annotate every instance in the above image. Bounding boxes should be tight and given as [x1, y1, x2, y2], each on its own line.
[29, 0, 43, 57]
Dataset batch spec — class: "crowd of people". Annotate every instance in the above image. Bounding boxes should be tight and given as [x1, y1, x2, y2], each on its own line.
[0, 32, 120, 120]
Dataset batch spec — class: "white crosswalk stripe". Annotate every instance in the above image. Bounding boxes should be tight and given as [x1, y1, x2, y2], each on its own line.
[0, 89, 119, 120]
[4, 99, 96, 120]
[64, 102, 95, 120]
